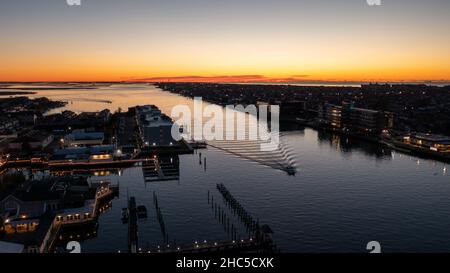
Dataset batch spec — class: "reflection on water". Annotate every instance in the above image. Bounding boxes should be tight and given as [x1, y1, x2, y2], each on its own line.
[1, 84, 450, 253]
[317, 130, 393, 160]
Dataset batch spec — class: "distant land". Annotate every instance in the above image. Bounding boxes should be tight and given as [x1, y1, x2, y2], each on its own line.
[1, 81, 450, 89]
[0, 91, 36, 96]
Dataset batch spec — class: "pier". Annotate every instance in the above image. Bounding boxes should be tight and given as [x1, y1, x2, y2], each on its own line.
[142, 156, 180, 182]
[128, 197, 138, 253]
[140, 238, 265, 254]
[40, 183, 119, 253]
[153, 191, 169, 245]
[136, 186, 276, 254]
[216, 184, 260, 236]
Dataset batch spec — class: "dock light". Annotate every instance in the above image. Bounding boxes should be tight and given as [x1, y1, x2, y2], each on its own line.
[4, 219, 10, 224]
[152, 143, 156, 146]
[232, 240, 236, 244]
[170, 142, 173, 146]
[118, 251, 121, 253]
[177, 247, 180, 251]
[204, 240, 207, 243]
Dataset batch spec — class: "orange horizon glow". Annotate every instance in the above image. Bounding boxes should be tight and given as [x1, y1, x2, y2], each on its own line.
[2, 73, 450, 83]
[2, 1, 450, 84]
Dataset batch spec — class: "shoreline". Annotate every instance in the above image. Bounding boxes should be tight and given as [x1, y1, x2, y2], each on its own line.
[0, 91, 36, 96]
[290, 119, 450, 163]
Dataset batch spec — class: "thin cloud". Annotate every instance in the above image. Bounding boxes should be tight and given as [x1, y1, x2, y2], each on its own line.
[132, 75, 312, 83]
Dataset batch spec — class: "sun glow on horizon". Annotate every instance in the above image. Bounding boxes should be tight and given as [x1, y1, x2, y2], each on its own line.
[1, 1, 450, 83]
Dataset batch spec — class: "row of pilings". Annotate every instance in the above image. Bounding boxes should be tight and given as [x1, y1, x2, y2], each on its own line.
[208, 190, 240, 241]
[153, 191, 169, 245]
[128, 196, 138, 253]
[215, 184, 262, 240]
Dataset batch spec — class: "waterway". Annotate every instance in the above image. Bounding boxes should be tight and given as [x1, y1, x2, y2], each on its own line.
[1, 83, 449, 253]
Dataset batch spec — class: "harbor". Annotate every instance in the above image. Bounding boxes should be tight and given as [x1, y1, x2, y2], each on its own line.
[1, 84, 449, 253]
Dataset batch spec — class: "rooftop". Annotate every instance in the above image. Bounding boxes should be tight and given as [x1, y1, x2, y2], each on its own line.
[0, 241, 24, 253]
[411, 133, 450, 143]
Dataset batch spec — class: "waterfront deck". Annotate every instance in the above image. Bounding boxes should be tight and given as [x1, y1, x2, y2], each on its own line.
[139, 238, 271, 253]
[39, 183, 119, 253]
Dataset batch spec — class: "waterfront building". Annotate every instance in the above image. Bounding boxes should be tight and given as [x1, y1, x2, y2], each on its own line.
[0, 117, 19, 132]
[319, 102, 394, 134]
[51, 145, 114, 163]
[277, 101, 308, 121]
[135, 105, 178, 147]
[320, 103, 343, 128]
[403, 133, 450, 154]
[0, 180, 63, 234]
[0, 176, 117, 253]
[63, 129, 104, 147]
[7, 130, 54, 152]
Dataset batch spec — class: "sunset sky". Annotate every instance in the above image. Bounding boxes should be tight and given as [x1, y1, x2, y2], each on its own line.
[1, 0, 449, 82]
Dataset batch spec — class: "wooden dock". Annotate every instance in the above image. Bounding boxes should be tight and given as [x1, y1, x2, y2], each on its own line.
[128, 197, 138, 254]
[140, 238, 268, 253]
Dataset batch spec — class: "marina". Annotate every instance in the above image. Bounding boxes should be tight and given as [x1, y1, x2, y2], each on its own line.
[1, 84, 449, 253]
